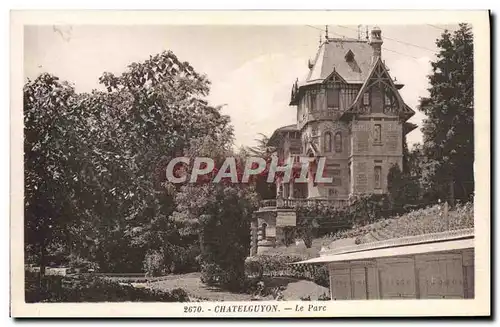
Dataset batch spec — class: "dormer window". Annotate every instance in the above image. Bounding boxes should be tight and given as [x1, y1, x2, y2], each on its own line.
[363, 92, 371, 105]
[345, 50, 355, 62]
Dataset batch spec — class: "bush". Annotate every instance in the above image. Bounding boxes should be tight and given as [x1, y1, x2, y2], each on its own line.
[245, 258, 264, 279]
[318, 293, 331, 301]
[200, 262, 226, 285]
[312, 265, 329, 288]
[245, 255, 329, 288]
[68, 254, 99, 272]
[163, 244, 200, 274]
[143, 250, 165, 277]
[201, 260, 246, 292]
[141, 244, 201, 276]
[282, 227, 296, 247]
[25, 274, 190, 303]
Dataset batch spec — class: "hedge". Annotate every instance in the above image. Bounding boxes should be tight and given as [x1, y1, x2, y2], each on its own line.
[245, 255, 329, 288]
[25, 272, 190, 303]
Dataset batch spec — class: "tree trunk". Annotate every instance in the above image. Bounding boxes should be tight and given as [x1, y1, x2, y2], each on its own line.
[448, 179, 455, 208]
[38, 237, 47, 296]
[198, 232, 204, 254]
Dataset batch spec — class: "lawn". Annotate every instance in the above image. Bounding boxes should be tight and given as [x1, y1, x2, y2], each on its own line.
[121, 272, 329, 302]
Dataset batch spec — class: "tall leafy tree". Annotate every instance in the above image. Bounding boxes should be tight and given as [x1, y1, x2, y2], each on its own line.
[245, 133, 275, 157]
[419, 23, 474, 204]
[90, 51, 234, 271]
[171, 136, 259, 290]
[24, 51, 235, 273]
[243, 133, 276, 200]
[24, 74, 95, 275]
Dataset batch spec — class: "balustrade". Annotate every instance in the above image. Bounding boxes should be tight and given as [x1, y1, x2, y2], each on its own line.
[259, 198, 348, 209]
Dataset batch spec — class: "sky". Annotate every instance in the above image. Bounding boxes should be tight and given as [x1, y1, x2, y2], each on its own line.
[24, 24, 458, 149]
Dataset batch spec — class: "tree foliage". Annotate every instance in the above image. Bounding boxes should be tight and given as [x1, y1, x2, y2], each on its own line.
[24, 51, 237, 276]
[419, 23, 474, 203]
[170, 138, 259, 290]
[387, 163, 420, 214]
[242, 133, 277, 200]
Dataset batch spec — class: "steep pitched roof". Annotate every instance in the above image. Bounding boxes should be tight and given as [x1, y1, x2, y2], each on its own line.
[303, 38, 374, 85]
[290, 37, 405, 105]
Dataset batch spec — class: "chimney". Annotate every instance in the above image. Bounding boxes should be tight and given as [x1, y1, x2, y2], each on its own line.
[368, 26, 383, 64]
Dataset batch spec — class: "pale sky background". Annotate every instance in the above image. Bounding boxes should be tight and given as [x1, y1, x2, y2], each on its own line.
[24, 24, 458, 149]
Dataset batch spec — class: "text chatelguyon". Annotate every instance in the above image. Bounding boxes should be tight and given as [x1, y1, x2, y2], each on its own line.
[165, 156, 334, 184]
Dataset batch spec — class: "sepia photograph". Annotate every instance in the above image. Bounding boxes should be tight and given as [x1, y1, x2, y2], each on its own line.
[10, 10, 490, 317]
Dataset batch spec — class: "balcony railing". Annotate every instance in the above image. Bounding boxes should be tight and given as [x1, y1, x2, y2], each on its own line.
[259, 198, 348, 210]
[260, 199, 277, 208]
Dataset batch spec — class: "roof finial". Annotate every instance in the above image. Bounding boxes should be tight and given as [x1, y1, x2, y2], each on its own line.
[319, 33, 322, 47]
[365, 25, 369, 40]
[325, 25, 329, 39]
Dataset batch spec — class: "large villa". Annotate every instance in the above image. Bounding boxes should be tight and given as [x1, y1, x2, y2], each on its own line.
[263, 26, 417, 211]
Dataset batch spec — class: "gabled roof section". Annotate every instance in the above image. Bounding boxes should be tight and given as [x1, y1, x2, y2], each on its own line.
[323, 68, 347, 84]
[342, 57, 415, 120]
[268, 124, 298, 146]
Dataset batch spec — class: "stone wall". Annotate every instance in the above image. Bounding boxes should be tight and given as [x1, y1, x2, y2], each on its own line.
[350, 156, 402, 194]
[349, 118, 403, 194]
[350, 119, 403, 157]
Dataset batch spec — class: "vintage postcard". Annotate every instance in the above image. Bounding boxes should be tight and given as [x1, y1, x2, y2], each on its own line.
[10, 10, 490, 317]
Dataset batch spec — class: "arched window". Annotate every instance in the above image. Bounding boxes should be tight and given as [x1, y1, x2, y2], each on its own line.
[335, 132, 342, 153]
[324, 132, 332, 152]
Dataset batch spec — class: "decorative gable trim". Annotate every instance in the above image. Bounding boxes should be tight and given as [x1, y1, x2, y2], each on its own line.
[342, 58, 415, 120]
[323, 68, 347, 85]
